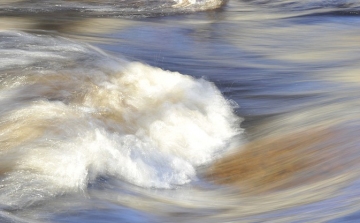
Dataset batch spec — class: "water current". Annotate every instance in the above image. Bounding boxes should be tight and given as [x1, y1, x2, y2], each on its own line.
[1, 0, 360, 222]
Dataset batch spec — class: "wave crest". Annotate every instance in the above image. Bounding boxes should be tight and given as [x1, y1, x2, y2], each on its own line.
[0, 31, 241, 208]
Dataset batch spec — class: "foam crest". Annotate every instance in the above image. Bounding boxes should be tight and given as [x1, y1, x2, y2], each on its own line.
[0, 31, 241, 207]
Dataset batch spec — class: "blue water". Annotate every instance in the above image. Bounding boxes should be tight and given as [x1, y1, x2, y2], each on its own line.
[1, 0, 360, 222]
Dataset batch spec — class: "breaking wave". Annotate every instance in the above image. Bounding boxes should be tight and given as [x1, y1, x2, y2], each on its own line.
[0, 31, 241, 208]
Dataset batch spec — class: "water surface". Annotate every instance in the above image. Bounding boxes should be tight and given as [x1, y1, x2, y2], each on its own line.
[1, 0, 360, 222]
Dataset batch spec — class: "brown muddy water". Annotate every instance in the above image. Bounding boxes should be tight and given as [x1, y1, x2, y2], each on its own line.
[1, 0, 360, 222]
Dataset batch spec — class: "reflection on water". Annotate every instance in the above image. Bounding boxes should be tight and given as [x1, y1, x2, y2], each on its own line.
[1, 0, 360, 222]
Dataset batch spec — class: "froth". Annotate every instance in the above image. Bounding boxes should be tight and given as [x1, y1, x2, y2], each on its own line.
[0, 32, 241, 207]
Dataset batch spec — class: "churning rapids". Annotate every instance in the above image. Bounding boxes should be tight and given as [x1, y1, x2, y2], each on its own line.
[1, 0, 360, 222]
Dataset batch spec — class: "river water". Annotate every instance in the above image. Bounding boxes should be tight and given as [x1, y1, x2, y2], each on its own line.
[1, 0, 360, 222]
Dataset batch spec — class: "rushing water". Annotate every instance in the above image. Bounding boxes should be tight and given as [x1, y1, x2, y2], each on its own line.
[1, 0, 360, 222]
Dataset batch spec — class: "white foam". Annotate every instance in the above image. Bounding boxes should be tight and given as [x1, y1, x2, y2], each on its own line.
[0, 31, 242, 207]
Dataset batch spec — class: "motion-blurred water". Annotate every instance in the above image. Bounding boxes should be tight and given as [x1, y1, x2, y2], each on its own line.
[1, 0, 360, 222]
